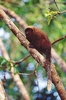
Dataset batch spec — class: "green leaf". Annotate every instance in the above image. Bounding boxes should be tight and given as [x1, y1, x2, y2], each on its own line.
[0, 57, 7, 66]
[0, 57, 14, 71]
[45, 10, 58, 24]
[14, 67, 19, 74]
[1, 59, 7, 65]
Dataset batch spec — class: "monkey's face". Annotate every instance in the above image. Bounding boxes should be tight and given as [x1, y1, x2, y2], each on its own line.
[25, 27, 33, 42]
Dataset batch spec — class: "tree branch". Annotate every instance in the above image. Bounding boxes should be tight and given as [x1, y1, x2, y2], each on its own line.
[0, 79, 7, 100]
[0, 38, 30, 100]
[0, 4, 27, 29]
[51, 49, 66, 72]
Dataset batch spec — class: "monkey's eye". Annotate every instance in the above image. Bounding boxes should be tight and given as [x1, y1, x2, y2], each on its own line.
[25, 31, 29, 35]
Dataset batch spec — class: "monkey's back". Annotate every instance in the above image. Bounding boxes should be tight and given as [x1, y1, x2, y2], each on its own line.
[32, 27, 51, 54]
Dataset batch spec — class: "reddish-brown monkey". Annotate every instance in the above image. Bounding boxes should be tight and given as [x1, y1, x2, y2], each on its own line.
[25, 26, 52, 91]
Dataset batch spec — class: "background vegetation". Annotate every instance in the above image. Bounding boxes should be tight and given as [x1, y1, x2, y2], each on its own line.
[0, 0, 66, 100]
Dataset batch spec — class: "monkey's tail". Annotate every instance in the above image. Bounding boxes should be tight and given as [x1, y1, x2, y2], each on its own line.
[47, 60, 52, 91]
[46, 51, 52, 92]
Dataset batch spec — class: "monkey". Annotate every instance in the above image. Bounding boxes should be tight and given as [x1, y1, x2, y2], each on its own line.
[25, 26, 52, 91]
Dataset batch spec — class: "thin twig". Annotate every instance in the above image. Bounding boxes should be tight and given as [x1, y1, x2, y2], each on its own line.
[15, 54, 31, 64]
[10, 54, 31, 65]
[58, 10, 66, 14]
[9, 71, 35, 76]
[51, 10, 66, 22]
[51, 36, 66, 45]
[8, 54, 31, 65]
[54, 0, 60, 11]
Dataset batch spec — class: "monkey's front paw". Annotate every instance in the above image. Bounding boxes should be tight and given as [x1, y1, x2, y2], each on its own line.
[29, 44, 34, 48]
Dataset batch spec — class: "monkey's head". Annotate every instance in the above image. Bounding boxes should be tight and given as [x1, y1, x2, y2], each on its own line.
[25, 26, 34, 42]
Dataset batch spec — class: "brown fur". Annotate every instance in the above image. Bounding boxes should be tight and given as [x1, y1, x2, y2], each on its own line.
[25, 26, 52, 91]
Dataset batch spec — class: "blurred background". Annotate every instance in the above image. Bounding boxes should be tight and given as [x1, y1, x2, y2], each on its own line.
[0, 0, 66, 100]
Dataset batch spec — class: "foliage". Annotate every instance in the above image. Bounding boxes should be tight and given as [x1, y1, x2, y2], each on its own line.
[0, 57, 12, 71]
